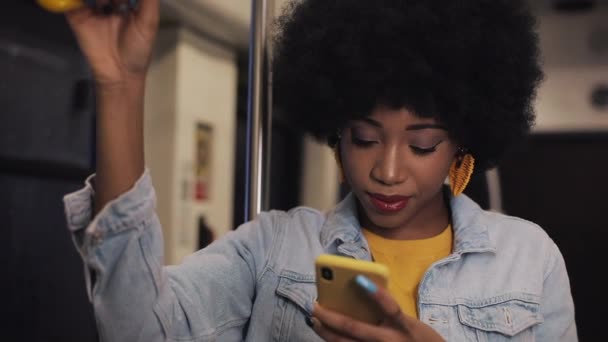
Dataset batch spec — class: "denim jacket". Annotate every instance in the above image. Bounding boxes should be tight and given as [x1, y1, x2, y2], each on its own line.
[64, 170, 577, 341]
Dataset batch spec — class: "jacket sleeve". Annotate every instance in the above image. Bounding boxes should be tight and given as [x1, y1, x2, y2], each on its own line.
[64, 170, 276, 342]
[535, 241, 578, 341]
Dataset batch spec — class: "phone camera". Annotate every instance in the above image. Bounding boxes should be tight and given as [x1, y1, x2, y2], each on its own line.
[321, 267, 333, 281]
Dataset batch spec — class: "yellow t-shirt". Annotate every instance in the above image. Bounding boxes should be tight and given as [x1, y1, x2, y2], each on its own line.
[362, 226, 453, 318]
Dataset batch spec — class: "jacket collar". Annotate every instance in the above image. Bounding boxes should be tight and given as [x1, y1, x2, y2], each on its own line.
[449, 192, 497, 254]
[319, 191, 496, 255]
[319, 193, 370, 260]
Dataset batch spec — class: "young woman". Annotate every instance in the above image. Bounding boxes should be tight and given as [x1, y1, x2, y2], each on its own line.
[63, 0, 577, 340]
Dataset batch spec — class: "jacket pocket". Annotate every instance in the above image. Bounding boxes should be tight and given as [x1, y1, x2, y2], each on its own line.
[457, 294, 543, 341]
[273, 270, 320, 341]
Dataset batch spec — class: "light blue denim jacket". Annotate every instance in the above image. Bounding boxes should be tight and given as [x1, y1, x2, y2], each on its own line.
[64, 170, 577, 341]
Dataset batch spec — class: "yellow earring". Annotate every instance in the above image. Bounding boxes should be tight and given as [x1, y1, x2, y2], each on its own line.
[449, 153, 475, 196]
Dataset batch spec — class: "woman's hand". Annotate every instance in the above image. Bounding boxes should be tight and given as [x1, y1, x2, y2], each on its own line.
[63, 0, 159, 212]
[311, 275, 445, 342]
[65, 0, 159, 86]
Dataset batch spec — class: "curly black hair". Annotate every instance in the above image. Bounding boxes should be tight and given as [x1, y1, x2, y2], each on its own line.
[273, 0, 543, 170]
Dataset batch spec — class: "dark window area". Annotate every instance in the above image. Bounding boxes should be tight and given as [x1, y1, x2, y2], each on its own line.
[232, 52, 303, 228]
[499, 133, 608, 341]
[1, 1, 97, 341]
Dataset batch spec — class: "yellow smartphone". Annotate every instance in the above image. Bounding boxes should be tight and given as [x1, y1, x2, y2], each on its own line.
[315, 254, 389, 325]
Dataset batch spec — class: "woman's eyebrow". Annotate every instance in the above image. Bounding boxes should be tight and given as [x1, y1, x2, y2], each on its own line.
[355, 118, 447, 131]
[405, 123, 448, 131]
[357, 117, 383, 128]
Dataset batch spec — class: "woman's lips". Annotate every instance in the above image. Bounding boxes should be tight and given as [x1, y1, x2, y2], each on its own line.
[367, 192, 409, 213]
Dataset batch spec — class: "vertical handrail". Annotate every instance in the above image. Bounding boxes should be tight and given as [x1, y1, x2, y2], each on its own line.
[245, 0, 274, 221]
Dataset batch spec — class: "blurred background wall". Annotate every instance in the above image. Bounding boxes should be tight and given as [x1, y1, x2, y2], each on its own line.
[1, 0, 606, 340]
[145, 26, 238, 264]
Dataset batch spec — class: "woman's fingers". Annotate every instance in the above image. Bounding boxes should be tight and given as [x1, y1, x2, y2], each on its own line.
[354, 275, 407, 328]
[133, 0, 159, 29]
[65, 7, 92, 28]
[64, 0, 111, 25]
[312, 303, 390, 341]
[309, 316, 360, 342]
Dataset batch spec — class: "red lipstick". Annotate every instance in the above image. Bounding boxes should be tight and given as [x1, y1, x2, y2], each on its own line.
[367, 192, 409, 213]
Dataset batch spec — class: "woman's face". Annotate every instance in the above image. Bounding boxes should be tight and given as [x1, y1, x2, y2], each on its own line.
[340, 105, 458, 237]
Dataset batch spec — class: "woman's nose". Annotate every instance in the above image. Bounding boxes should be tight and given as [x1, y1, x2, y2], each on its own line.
[371, 146, 407, 186]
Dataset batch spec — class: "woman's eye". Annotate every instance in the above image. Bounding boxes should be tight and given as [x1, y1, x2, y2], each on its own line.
[410, 145, 438, 155]
[351, 136, 377, 147]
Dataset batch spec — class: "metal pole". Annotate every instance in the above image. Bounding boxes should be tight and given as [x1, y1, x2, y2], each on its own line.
[245, 0, 274, 221]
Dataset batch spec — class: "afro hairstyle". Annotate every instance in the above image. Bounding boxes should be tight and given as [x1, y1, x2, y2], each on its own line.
[272, 0, 543, 170]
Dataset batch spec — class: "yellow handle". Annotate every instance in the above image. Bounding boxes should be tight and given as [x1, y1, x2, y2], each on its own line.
[37, 0, 86, 13]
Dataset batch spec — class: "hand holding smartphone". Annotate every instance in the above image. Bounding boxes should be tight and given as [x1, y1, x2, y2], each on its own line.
[315, 254, 389, 325]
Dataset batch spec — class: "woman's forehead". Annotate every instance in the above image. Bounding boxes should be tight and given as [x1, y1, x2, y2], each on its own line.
[352, 107, 446, 130]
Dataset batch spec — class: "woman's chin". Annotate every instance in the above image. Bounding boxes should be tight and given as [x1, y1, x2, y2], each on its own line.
[363, 210, 410, 231]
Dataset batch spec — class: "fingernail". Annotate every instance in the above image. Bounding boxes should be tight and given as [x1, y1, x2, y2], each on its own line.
[355, 275, 377, 294]
[305, 316, 314, 328]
